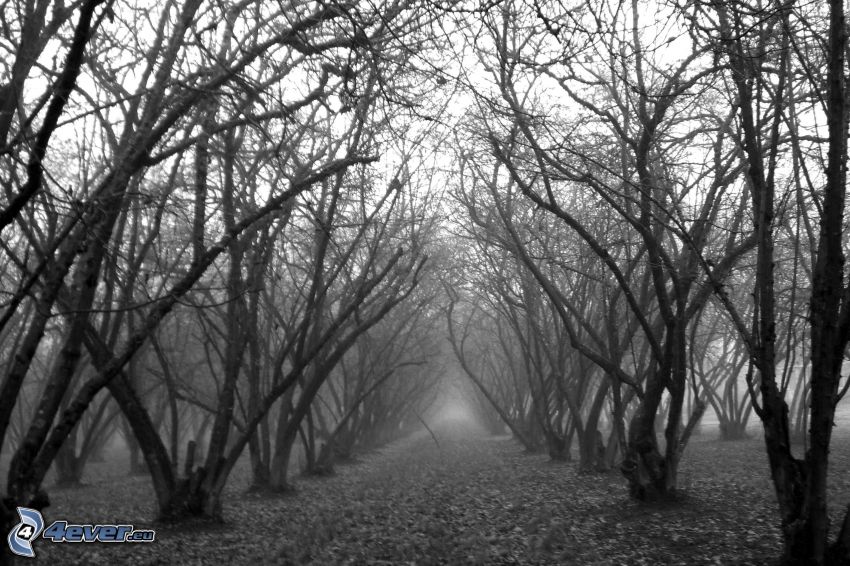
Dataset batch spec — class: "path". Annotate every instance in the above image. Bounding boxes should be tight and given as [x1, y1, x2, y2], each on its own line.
[39, 419, 789, 565]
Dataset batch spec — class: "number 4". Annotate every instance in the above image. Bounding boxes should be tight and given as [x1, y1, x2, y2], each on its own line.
[42, 521, 66, 541]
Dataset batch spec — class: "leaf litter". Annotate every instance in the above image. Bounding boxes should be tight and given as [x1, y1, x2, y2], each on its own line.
[33, 425, 850, 565]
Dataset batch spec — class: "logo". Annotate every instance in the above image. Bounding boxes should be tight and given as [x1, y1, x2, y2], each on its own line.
[7, 508, 155, 558]
[7, 507, 44, 558]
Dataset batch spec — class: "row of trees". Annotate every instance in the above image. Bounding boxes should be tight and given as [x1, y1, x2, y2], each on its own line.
[0, 1, 450, 562]
[2, 0, 850, 564]
[439, 0, 849, 563]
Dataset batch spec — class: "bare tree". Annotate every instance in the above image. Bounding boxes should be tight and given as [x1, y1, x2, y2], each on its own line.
[0, 0, 438, 551]
[692, 0, 850, 561]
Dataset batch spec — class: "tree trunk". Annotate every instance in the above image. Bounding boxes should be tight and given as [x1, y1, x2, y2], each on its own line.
[545, 430, 569, 461]
[622, 363, 671, 500]
[248, 430, 270, 489]
[719, 419, 749, 441]
[268, 390, 296, 491]
[269, 422, 297, 492]
[578, 380, 610, 472]
[54, 440, 84, 487]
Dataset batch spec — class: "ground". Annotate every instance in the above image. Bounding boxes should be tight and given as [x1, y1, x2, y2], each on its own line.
[28, 421, 850, 565]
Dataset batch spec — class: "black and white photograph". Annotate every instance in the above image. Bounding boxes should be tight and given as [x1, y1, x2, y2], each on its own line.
[0, 0, 848, 564]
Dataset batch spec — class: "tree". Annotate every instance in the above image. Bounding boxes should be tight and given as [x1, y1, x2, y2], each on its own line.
[691, 0, 850, 561]
[0, 0, 438, 554]
[446, 0, 757, 499]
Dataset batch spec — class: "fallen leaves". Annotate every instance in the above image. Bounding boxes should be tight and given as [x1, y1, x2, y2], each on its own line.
[32, 426, 850, 565]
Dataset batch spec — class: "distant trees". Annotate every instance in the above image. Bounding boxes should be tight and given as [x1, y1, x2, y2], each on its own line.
[313, 291, 444, 472]
[447, 178, 619, 469]
[446, 0, 753, 499]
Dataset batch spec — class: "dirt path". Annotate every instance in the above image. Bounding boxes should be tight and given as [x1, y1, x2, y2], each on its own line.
[39, 420, 788, 565]
[281, 422, 789, 566]
[283, 422, 544, 564]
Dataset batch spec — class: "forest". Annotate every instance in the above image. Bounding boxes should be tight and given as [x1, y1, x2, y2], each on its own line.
[1, 0, 849, 564]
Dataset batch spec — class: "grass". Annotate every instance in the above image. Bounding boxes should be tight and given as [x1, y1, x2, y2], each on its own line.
[26, 423, 850, 565]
